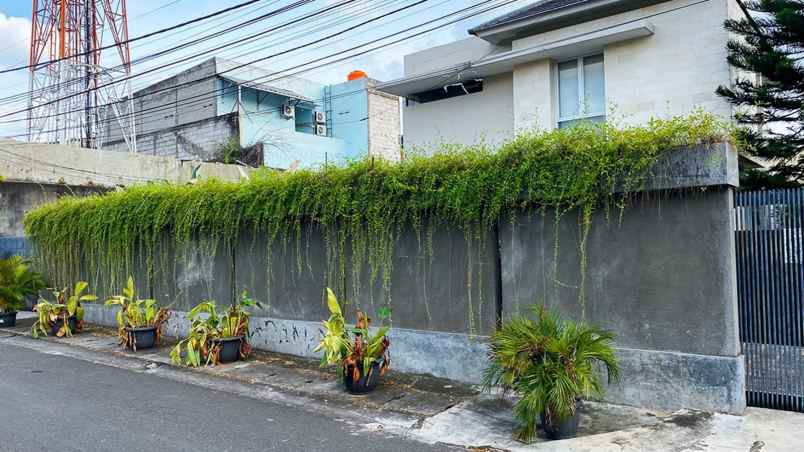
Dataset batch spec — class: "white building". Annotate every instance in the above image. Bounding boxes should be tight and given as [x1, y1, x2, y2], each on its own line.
[378, 0, 751, 149]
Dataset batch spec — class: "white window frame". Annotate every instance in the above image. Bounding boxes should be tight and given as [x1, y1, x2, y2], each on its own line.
[554, 53, 606, 128]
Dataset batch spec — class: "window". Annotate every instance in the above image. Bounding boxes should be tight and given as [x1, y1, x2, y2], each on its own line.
[409, 79, 483, 104]
[557, 54, 605, 128]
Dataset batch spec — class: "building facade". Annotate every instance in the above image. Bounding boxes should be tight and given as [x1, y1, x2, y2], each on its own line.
[103, 57, 401, 169]
[379, 0, 751, 150]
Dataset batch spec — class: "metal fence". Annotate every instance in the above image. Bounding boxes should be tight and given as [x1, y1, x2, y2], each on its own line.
[734, 188, 804, 412]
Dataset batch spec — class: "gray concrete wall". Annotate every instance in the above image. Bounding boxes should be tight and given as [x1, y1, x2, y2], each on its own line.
[0, 140, 255, 188]
[0, 182, 105, 258]
[105, 58, 220, 144]
[103, 113, 238, 160]
[67, 145, 745, 414]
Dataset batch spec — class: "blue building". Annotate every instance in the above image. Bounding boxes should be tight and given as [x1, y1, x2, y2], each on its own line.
[103, 57, 401, 169]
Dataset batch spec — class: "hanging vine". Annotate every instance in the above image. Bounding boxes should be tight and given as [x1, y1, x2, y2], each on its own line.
[24, 112, 729, 322]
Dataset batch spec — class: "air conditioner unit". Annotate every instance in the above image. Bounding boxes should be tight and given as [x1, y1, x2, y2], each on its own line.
[314, 111, 326, 124]
[282, 103, 295, 118]
[315, 124, 327, 137]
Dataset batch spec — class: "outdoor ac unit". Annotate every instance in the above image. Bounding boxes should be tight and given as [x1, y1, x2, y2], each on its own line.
[282, 103, 295, 118]
[314, 111, 326, 124]
[315, 124, 327, 137]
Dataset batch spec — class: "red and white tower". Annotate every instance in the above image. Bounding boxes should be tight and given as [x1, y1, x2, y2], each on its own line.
[27, 0, 136, 151]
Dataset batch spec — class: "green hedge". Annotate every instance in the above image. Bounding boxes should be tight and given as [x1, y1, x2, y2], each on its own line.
[23, 112, 729, 314]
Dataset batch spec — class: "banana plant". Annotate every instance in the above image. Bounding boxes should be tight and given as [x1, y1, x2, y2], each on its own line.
[105, 276, 170, 350]
[315, 288, 391, 383]
[170, 291, 260, 367]
[31, 281, 96, 338]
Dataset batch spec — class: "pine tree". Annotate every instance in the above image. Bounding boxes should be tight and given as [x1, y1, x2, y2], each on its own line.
[716, 0, 804, 188]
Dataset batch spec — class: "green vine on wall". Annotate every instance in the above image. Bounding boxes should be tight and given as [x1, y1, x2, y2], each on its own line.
[24, 112, 729, 327]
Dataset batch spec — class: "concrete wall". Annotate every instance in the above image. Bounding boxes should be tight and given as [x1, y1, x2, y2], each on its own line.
[105, 58, 220, 145]
[0, 141, 255, 259]
[0, 182, 105, 258]
[75, 145, 745, 415]
[404, 73, 515, 149]
[399, 0, 739, 144]
[104, 113, 238, 160]
[0, 140, 255, 188]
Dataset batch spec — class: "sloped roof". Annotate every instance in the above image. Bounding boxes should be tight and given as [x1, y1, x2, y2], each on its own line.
[469, 0, 602, 34]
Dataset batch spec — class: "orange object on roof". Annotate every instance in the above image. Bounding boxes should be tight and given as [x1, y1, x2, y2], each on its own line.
[348, 70, 368, 81]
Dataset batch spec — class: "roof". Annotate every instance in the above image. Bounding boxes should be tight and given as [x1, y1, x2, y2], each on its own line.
[469, 0, 601, 34]
[218, 74, 315, 104]
[468, 0, 668, 44]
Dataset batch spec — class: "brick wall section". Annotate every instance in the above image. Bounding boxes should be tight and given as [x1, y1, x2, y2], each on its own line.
[367, 88, 401, 162]
[104, 113, 238, 161]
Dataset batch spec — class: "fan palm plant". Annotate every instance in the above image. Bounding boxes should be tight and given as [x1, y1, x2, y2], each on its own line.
[0, 256, 45, 313]
[483, 306, 619, 442]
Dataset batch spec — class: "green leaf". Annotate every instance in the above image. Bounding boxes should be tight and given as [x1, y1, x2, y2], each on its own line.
[326, 288, 341, 316]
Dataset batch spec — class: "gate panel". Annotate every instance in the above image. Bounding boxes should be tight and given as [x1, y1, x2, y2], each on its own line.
[735, 188, 804, 412]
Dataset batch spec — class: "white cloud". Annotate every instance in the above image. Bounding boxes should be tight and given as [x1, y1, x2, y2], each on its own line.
[0, 13, 30, 66]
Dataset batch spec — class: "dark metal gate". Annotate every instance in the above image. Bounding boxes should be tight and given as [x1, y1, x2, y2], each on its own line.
[734, 188, 804, 412]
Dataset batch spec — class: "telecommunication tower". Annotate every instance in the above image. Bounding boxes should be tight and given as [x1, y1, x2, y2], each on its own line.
[27, 0, 137, 151]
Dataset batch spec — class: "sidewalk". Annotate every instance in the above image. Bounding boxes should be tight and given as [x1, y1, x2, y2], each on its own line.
[2, 316, 803, 451]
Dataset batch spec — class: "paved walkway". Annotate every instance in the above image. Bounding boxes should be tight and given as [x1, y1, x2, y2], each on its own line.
[2, 318, 803, 451]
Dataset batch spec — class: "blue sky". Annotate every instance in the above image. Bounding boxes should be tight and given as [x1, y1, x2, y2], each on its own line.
[0, 0, 528, 138]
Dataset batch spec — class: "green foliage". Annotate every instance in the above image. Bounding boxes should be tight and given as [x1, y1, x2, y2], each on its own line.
[0, 255, 46, 313]
[716, 0, 804, 185]
[105, 275, 170, 350]
[214, 137, 249, 165]
[31, 281, 96, 338]
[315, 288, 391, 383]
[23, 113, 729, 318]
[170, 292, 260, 367]
[482, 306, 619, 443]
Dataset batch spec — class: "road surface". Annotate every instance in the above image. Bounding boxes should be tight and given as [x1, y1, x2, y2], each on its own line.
[0, 342, 451, 452]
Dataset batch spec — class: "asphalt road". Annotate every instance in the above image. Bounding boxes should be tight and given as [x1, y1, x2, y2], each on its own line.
[0, 343, 449, 452]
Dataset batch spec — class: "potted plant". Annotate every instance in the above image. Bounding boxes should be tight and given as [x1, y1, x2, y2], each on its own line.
[0, 256, 46, 327]
[482, 306, 620, 442]
[105, 276, 170, 350]
[31, 281, 96, 338]
[170, 292, 259, 366]
[315, 288, 391, 394]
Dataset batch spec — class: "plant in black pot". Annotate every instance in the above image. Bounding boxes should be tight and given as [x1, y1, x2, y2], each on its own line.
[482, 306, 619, 442]
[170, 292, 259, 367]
[0, 256, 46, 328]
[31, 281, 96, 338]
[315, 288, 391, 394]
[105, 276, 170, 351]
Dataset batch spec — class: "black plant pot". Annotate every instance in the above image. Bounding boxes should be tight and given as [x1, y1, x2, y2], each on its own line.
[50, 316, 78, 336]
[540, 400, 581, 440]
[343, 359, 382, 395]
[0, 311, 17, 327]
[210, 336, 242, 364]
[126, 326, 157, 350]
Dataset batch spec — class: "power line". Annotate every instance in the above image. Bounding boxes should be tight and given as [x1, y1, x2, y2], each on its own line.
[1, 0, 419, 122]
[130, 0, 187, 21]
[2, 0, 519, 140]
[2, 0, 266, 75]
[0, 0, 312, 106]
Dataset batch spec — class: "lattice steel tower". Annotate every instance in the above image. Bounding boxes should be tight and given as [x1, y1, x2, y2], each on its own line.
[27, 0, 136, 151]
